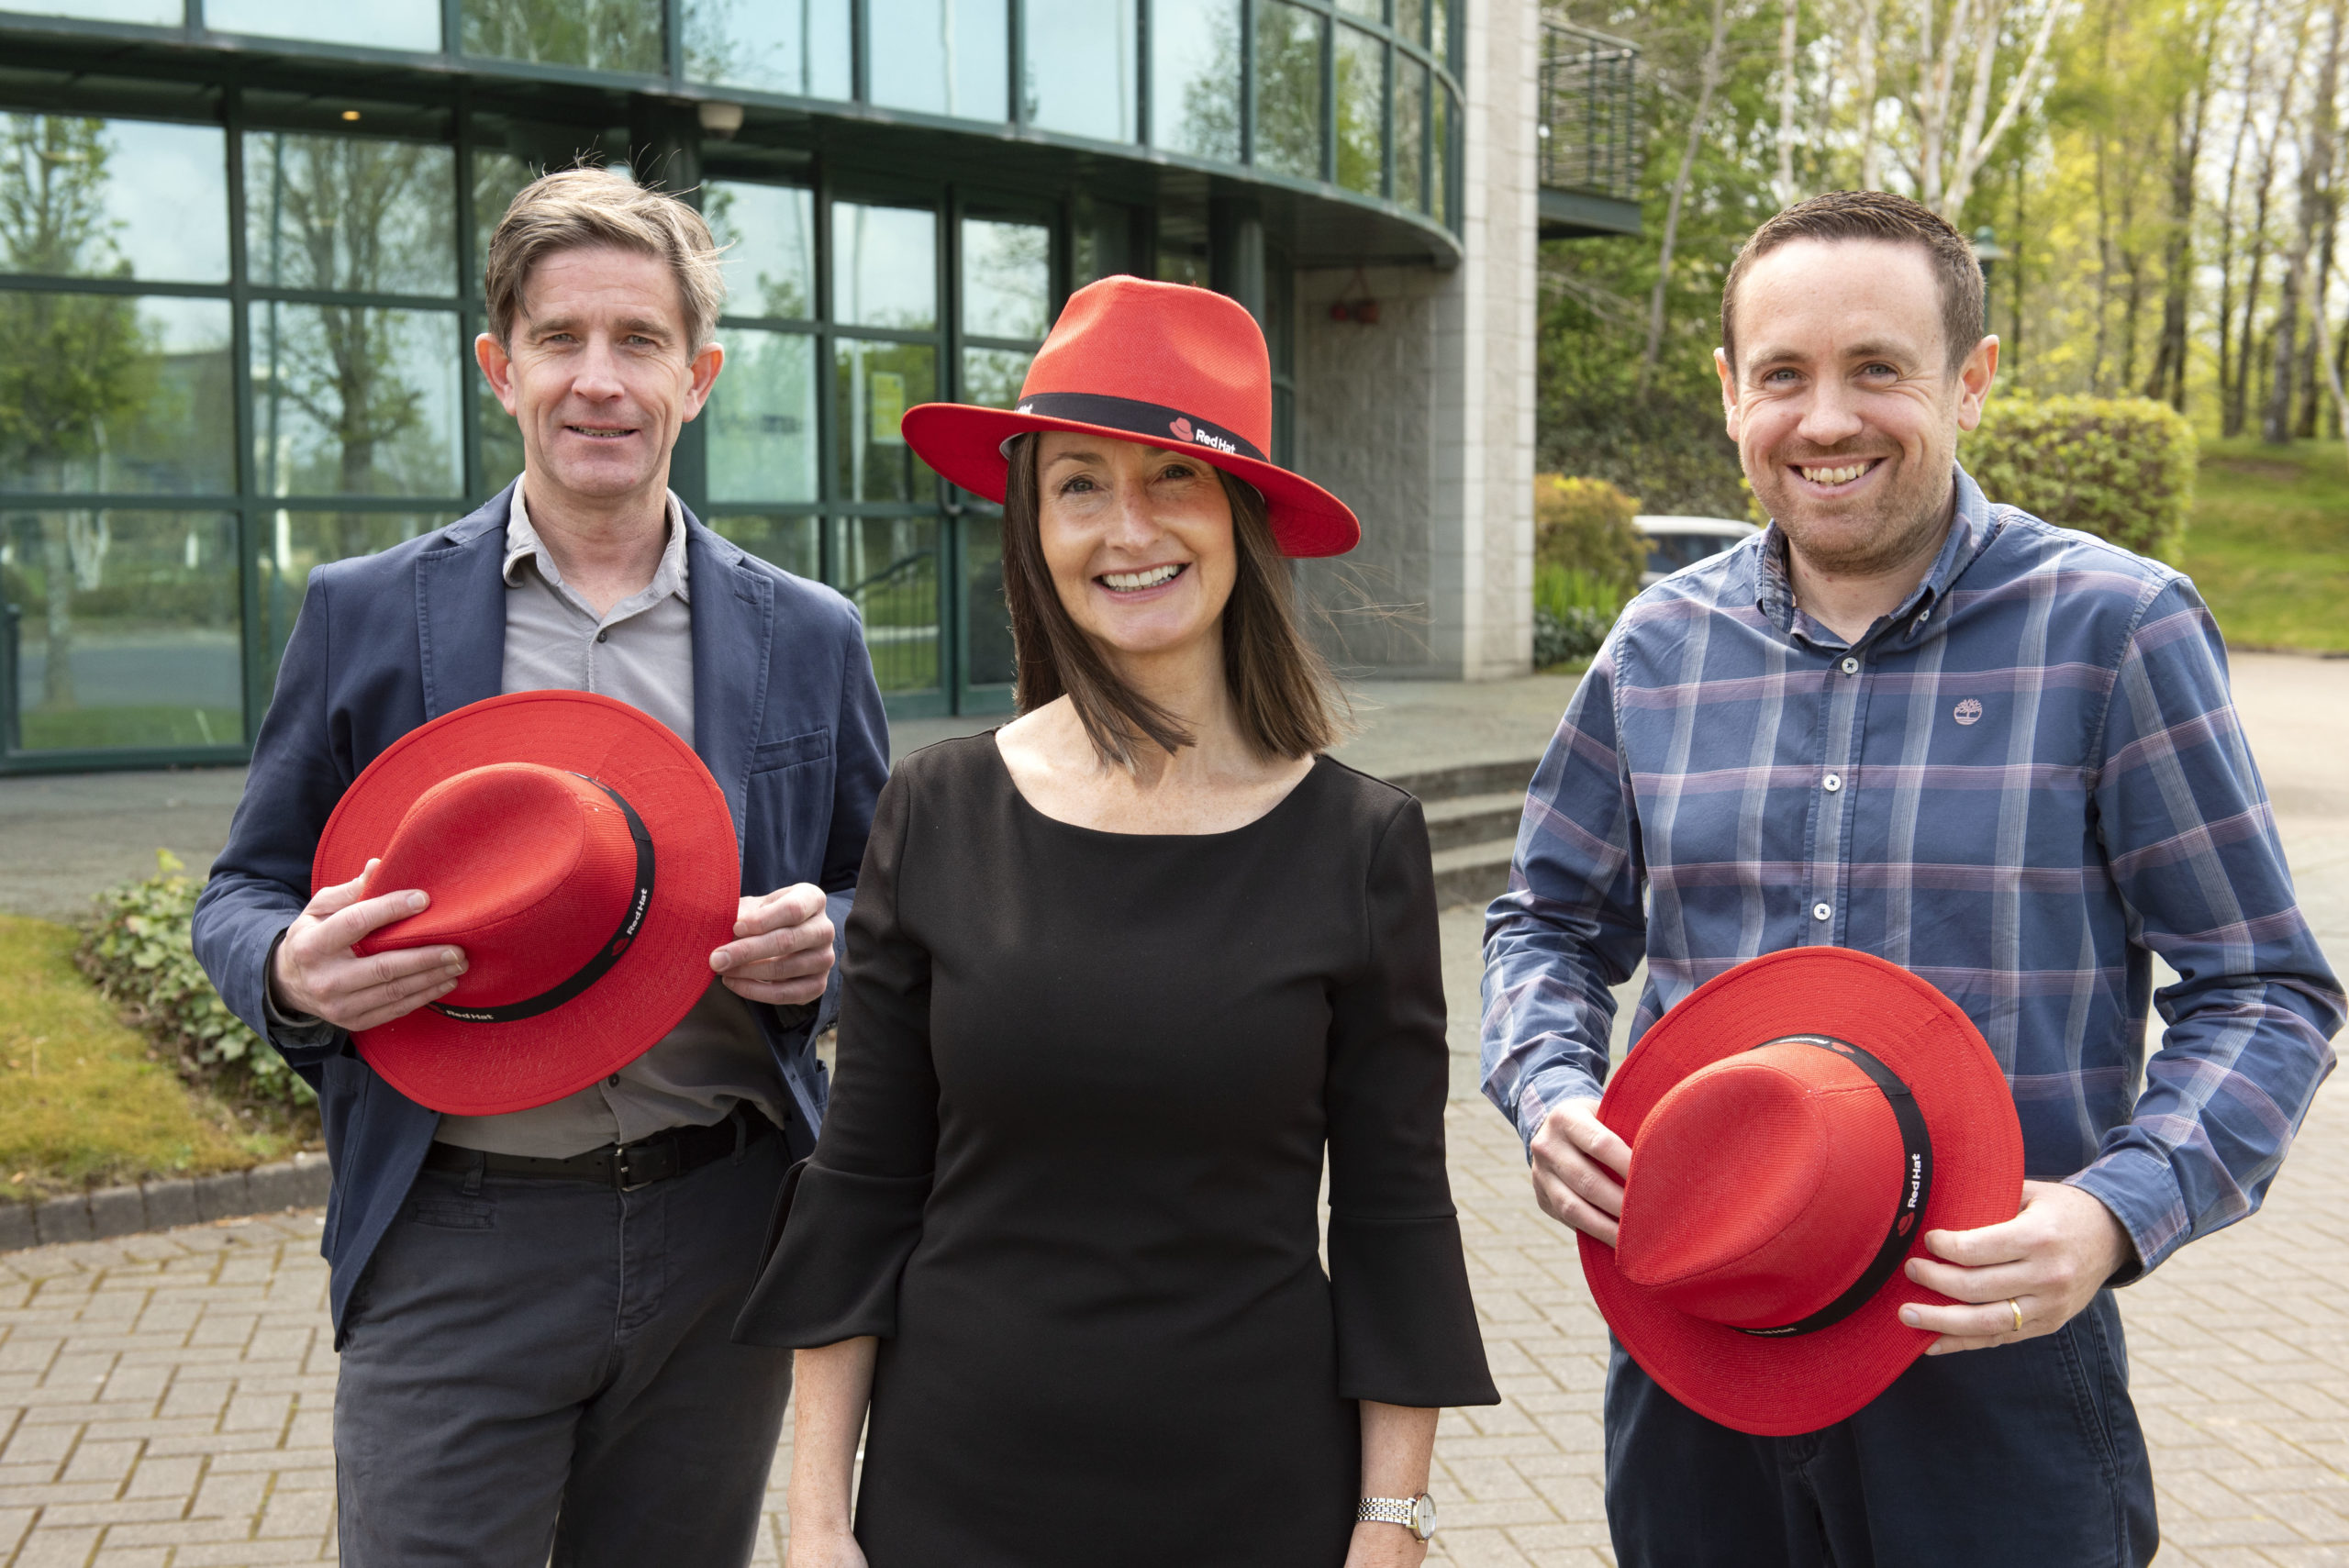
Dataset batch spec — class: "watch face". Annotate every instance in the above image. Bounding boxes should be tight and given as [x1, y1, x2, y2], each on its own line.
[1411, 1494, 1437, 1540]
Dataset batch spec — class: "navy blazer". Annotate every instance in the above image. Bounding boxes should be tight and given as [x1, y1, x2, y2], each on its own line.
[193, 485, 891, 1337]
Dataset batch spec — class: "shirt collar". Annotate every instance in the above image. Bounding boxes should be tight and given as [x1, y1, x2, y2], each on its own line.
[1748, 463, 1995, 649]
[502, 484, 691, 604]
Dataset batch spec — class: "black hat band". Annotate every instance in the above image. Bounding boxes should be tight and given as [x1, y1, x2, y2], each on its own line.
[1008, 391, 1267, 463]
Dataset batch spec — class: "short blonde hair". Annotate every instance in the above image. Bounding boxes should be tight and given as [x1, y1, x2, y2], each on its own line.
[484, 167, 726, 351]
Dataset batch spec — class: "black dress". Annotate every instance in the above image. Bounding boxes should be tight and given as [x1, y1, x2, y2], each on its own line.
[737, 735, 1497, 1567]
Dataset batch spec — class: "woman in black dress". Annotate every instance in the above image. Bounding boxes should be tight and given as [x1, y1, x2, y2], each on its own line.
[738, 276, 1497, 1568]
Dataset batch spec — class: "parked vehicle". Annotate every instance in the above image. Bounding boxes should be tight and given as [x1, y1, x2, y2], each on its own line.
[1634, 515, 1762, 587]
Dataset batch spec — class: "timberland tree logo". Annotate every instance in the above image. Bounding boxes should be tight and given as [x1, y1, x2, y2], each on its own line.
[1954, 698, 1984, 726]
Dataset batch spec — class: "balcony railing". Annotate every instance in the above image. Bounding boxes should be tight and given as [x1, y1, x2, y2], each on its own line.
[1539, 20, 1642, 239]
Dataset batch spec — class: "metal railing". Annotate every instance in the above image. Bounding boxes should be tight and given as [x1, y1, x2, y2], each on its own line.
[1539, 21, 1642, 204]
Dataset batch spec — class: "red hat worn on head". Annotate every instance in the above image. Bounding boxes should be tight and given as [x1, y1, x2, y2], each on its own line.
[310, 691, 740, 1118]
[1582, 947, 2023, 1437]
[899, 275, 1361, 558]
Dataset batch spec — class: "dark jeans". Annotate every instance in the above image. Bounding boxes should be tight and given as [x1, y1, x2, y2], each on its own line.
[334, 1129, 794, 1567]
[1604, 1289, 2157, 1568]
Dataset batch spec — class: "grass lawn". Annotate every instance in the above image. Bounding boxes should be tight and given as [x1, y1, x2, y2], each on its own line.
[0, 915, 308, 1201]
[2183, 438, 2349, 653]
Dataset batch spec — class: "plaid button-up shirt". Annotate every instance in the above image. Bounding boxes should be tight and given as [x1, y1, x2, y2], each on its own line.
[1482, 467, 2342, 1275]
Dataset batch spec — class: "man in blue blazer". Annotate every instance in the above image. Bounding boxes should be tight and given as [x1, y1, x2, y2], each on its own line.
[193, 170, 889, 1565]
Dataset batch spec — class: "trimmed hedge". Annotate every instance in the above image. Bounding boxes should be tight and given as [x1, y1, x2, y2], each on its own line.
[1535, 474, 1647, 596]
[1961, 395, 2197, 562]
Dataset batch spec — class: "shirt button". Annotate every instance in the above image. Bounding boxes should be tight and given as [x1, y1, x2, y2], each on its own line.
[1839, 656, 1859, 674]
[1823, 773, 1843, 793]
[607, 1074, 620, 1087]
[1811, 902, 1832, 922]
[596, 630, 609, 643]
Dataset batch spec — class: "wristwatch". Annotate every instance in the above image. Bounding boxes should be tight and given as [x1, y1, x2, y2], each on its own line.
[1358, 1493, 1437, 1541]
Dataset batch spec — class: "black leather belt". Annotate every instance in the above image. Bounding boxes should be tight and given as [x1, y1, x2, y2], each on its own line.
[421, 1107, 774, 1193]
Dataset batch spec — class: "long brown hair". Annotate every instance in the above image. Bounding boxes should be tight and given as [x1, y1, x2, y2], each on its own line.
[999, 433, 1349, 768]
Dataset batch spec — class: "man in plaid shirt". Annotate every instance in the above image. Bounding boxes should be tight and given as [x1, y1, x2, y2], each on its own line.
[1483, 191, 2341, 1565]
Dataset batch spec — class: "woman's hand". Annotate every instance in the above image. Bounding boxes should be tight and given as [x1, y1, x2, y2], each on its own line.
[785, 1526, 868, 1568]
[1342, 1520, 1430, 1567]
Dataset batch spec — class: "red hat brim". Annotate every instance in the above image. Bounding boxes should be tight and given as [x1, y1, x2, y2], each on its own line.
[1580, 947, 2023, 1436]
[898, 402, 1362, 559]
[311, 692, 740, 1117]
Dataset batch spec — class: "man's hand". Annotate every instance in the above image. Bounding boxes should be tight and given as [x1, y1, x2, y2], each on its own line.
[270, 861, 466, 1032]
[711, 884, 835, 1006]
[1529, 1096, 1632, 1246]
[1899, 1180, 2135, 1354]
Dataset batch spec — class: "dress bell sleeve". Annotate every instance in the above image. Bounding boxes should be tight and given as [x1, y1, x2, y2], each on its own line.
[734, 762, 940, 1348]
[1323, 796, 1500, 1408]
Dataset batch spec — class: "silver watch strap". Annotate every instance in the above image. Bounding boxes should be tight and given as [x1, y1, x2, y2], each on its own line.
[1358, 1496, 1416, 1529]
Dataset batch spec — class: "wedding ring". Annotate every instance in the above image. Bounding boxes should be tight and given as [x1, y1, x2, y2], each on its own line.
[2008, 1298, 2023, 1333]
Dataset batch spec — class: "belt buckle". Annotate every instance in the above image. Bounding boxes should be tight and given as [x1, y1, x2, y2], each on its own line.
[612, 1140, 665, 1193]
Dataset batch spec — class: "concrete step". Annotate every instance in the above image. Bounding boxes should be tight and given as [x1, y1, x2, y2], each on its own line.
[1381, 755, 1543, 805]
[1431, 838, 1517, 912]
[1422, 790, 1527, 853]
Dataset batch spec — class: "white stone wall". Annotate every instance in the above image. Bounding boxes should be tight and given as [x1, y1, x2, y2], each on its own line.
[1295, 0, 1540, 680]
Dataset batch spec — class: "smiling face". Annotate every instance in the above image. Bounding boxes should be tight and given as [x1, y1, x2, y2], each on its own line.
[1717, 238, 1997, 580]
[1034, 429, 1239, 666]
[474, 244, 722, 515]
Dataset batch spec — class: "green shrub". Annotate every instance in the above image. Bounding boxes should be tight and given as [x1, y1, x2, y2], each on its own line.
[1535, 562, 1625, 619]
[1534, 606, 1611, 667]
[1535, 474, 1648, 597]
[80, 851, 313, 1108]
[1961, 395, 2197, 562]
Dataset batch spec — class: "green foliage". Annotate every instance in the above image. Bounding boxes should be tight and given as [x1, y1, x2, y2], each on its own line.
[1535, 473, 1649, 595]
[2180, 439, 2349, 652]
[1534, 605, 1614, 668]
[80, 851, 313, 1108]
[1962, 395, 2198, 560]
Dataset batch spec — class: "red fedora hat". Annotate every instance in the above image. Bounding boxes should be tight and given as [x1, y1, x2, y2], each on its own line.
[1581, 947, 2023, 1436]
[310, 691, 740, 1118]
[899, 275, 1360, 558]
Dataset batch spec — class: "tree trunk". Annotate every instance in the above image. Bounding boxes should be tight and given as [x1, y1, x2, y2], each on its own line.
[1776, 0, 1800, 203]
[39, 511, 72, 711]
[2214, 0, 2271, 425]
[2238, 3, 2314, 438]
[1857, 0, 1883, 187]
[2299, 213, 2339, 435]
[1640, 0, 1732, 392]
[2268, 1, 2343, 444]
[2147, 20, 2216, 411]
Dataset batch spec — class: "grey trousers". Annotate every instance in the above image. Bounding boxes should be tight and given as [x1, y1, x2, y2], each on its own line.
[333, 1129, 795, 1567]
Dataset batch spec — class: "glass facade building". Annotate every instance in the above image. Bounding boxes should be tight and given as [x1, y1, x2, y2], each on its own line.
[0, 0, 1464, 769]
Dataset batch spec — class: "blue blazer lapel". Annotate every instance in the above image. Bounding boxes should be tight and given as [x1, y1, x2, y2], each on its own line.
[685, 507, 774, 866]
[415, 487, 513, 720]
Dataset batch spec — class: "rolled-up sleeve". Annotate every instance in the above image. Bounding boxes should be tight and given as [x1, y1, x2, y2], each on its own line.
[2068, 580, 2343, 1277]
[735, 766, 938, 1346]
[1322, 799, 1499, 1408]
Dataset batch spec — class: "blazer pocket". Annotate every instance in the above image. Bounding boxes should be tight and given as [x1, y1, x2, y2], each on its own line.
[751, 728, 832, 774]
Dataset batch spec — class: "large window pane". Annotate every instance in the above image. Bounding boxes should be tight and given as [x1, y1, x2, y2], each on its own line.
[835, 517, 939, 695]
[710, 515, 820, 581]
[1074, 199, 1138, 284]
[1395, 58, 1428, 213]
[869, 0, 1008, 121]
[1334, 26, 1387, 196]
[208, 0, 441, 50]
[962, 218, 1049, 340]
[685, 0, 852, 99]
[0, 117, 229, 284]
[252, 305, 463, 496]
[1150, 0, 1240, 160]
[1397, 0, 1426, 46]
[245, 132, 458, 297]
[0, 510, 239, 753]
[834, 339, 936, 502]
[831, 202, 936, 329]
[961, 347, 1031, 410]
[257, 511, 453, 680]
[1431, 0, 1451, 64]
[1023, 0, 1134, 141]
[1253, 2, 1326, 181]
[480, 395, 524, 495]
[0, 295, 233, 495]
[707, 182, 815, 319]
[963, 514, 1014, 688]
[462, 0, 663, 73]
[1, 0, 176, 22]
[707, 327, 819, 504]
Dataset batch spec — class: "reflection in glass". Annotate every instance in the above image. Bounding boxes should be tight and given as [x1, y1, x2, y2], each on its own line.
[1023, 0, 1135, 141]
[1433, 83, 1453, 226]
[963, 513, 1015, 688]
[1397, 0, 1425, 45]
[962, 220, 1050, 340]
[245, 132, 457, 296]
[831, 203, 936, 329]
[0, 0, 175, 22]
[462, 0, 662, 72]
[961, 347, 1031, 410]
[1337, 0, 1383, 18]
[710, 515, 821, 582]
[1395, 59, 1428, 212]
[835, 339, 937, 502]
[480, 395, 524, 496]
[208, 0, 441, 50]
[0, 511, 239, 752]
[835, 516, 939, 695]
[868, 0, 1008, 122]
[1431, 0, 1451, 63]
[252, 306, 463, 496]
[707, 328, 818, 503]
[0, 296, 233, 495]
[1254, 3, 1326, 181]
[473, 149, 534, 284]
[1073, 200, 1137, 284]
[256, 512, 453, 682]
[0, 117, 230, 284]
[685, 0, 852, 99]
[1149, 0, 1240, 161]
[707, 183, 816, 319]
[1335, 26, 1387, 196]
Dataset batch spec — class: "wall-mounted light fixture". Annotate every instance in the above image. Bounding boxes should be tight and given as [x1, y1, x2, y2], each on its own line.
[697, 101, 746, 139]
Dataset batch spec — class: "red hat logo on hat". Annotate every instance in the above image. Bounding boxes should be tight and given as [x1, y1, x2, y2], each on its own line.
[1170, 416, 1194, 441]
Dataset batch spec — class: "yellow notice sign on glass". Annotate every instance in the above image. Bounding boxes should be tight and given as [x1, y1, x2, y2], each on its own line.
[870, 372, 907, 446]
